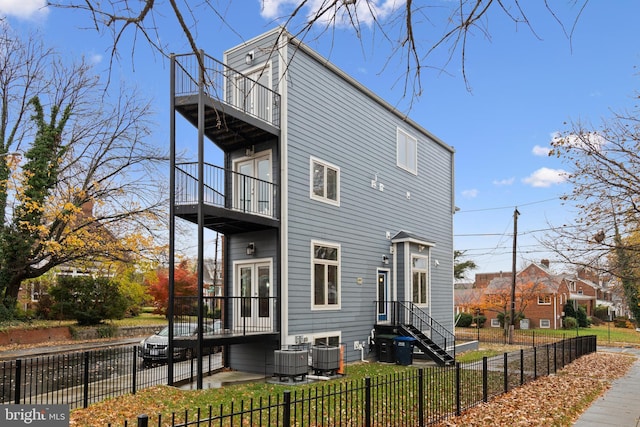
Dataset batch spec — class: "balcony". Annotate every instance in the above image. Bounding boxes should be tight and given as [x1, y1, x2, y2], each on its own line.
[175, 162, 279, 234]
[172, 52, 280, 152]
[173, 296, 279, 347]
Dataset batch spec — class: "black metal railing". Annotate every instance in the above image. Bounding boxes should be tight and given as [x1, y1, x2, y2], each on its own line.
[174, 296, 278, 335]
[175, 162, 278, 220]
[0, 346, 222, 410]
[173, 52, 281, 128]
[456, 326, 576, 346]
[120, 335, 597, 427]
[375, 300, 456, 360]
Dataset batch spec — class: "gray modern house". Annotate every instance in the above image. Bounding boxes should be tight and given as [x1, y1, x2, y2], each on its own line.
[169, 28, 456, 383]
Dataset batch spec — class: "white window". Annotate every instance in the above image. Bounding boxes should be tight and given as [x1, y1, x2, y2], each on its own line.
[490, 318, 500, 328]
[314, 335, 340, 347]
[397, 128, 417, 175]
[538, 295, 551, 305]
[411, 256, 428, 306]
[312, 241, 340, 309]
[540, 319, 551, 329]
[310, 157, 340, 206]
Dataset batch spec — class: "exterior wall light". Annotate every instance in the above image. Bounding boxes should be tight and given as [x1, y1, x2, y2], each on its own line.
[382, 255, 389, 265]
[245, 51, 254, 65]
[246, 242, 256, 256]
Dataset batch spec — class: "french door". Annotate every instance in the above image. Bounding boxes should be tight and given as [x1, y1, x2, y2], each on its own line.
[235, 261, 273, 330]
[235, 153, 272, 216]
[235, 66, 271, 122]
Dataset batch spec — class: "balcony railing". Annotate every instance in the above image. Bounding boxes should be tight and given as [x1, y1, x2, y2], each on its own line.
[175, 162, 278, 219]
[173, 52, 280, 128]
[174, 296, 278, 336]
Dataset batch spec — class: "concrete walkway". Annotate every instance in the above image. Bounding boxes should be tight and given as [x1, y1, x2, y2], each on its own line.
[573, 346, 640, 427]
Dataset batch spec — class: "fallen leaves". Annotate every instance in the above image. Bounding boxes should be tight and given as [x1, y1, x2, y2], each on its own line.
[438, 351, 636, 427]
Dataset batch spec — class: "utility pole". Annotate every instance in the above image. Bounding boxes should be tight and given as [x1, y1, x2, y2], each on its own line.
[509, 207, 520, 344]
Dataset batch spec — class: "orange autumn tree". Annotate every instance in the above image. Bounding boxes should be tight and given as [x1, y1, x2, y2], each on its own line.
[147, 260, 198, 317]
[482, 276, 550, 328]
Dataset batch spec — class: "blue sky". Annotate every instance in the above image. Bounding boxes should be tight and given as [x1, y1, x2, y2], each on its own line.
[2, 1, 639, 276]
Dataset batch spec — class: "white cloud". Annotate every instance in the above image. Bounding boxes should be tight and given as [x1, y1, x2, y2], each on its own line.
[260, 0, 403, 27]
[522, 167, 567, 188]
[0, 0, 48, 20]
[532, 145, 550, 156]
[492, 177, 515, 186]
[461, 189, 478, 198]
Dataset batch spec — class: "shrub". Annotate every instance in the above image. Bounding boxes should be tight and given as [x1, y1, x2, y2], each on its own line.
[49, 276, 128, 325]
[563, 316, 577, 330]
[614, 316, 633, 328]
[96, 324, 118, 338]
[456, 312, 473, 327]
[473, 314, 487, 328]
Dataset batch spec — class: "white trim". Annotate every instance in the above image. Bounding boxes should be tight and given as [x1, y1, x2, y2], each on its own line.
[540, 319, 551, 329]
[310, 240, 341, 310]
[309, 156, 340, 206]
[231, 258, 274, 327]
[279, 34, 289, 344]
[490, 318, 500, 328]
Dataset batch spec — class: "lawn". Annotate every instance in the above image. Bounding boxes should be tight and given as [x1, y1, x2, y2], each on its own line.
[456, 323, 640, 347]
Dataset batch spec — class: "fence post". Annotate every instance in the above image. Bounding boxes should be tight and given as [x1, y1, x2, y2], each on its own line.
[132, 346, 138, 395]
[519, 349, 524, 385]
[546, 345, 550, 376]
[503, 353, 508, 394]
[418, 369, 424, 427]
[455, 362, 461, 416]
[482, 357, 488, 403]
[533, 347, 537, 379]
[283, 391, 291, 427]
[13, 359, 21, 404]
[365, 377, 371, 427]
[137, 414, 149, 427]
[553, 342, 557, 374]
[83, 351, 90, 409]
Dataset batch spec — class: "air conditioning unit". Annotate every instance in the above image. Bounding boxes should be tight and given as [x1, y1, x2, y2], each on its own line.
[274, 349, 308, 380]
[311, 346, 340, 374]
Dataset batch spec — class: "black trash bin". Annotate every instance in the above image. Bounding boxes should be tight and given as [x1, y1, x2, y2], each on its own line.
[393, 336, 416, 366]
[376, 334, 397, 363]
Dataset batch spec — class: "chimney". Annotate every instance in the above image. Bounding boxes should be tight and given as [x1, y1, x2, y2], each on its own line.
[541, 259, 550, 268]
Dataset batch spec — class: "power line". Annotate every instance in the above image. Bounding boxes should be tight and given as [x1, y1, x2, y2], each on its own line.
[455, 197, 560, 213]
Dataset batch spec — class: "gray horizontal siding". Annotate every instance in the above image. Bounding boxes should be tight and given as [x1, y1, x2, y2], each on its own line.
[283, 40, 455, 356]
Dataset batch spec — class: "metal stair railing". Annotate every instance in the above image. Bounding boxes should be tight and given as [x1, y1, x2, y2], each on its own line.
[391, 301, 455, 361]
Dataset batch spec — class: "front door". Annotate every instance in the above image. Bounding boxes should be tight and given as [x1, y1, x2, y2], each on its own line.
[235, 261, 273, 331]
[235, 153, 272, 216]
[377, 270, 390, 322]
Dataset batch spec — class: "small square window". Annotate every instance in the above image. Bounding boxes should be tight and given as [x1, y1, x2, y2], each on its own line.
[490, 318, 500, 328]
[540, 319, 551, 329]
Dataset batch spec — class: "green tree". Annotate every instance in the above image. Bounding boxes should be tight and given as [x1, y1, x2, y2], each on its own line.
[0, 25, 166, 315]
[454, 250, 478, 280]
[48, 276, 128, 325]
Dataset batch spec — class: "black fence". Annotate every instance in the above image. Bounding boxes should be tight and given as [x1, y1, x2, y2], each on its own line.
[0, 345, 221, 410]
[456, 326, 578, 347]
[120, 335, 596, 427]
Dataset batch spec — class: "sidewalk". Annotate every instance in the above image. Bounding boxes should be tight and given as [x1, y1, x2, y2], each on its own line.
[573, 346, 640, 427]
